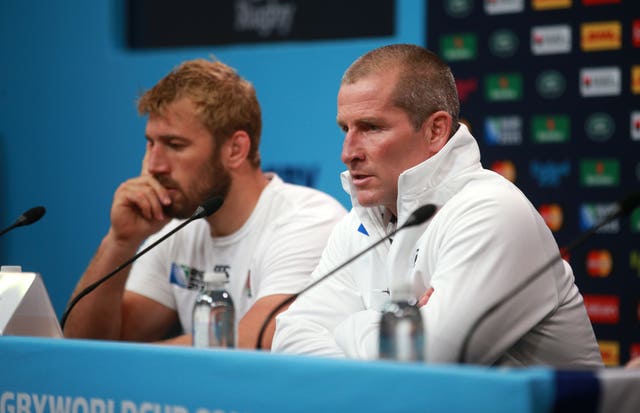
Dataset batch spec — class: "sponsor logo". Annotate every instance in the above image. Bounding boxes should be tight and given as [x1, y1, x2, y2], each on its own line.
[632, 112, 640, 140]
[633, 19, 640, 48]
[484, 116, 523, 145]
[456, 78, 479, 103]
[586, 249, 612, 277]
[234, 0, 297, 37]
[584, 294, 619, 324]
[532, 115, 570, 143]
[531, 25, 571, 55]
[169, 263, 204, 290]
[536, 70, 566, 99]
[490, 160, 517, 182]
[629, 251, 640, 276]
[538, 203, 563, 232]
[530, 160, 571, 187]
[582, 0, 621, 6]
[581, 21, 622, 51]
[579, 159, 620, 187]
[445, 0, 474, 18]
[441, 33, 478, 61]
[489, 29, 519, 58]
[585, 113, 615, 142]
[580, 67, 621, 97]
[532, 0, 572, 10]
[632, 208, 640, 233]
[633, 66, 640, 94]
[598, 341, 620, 366]
[485, 73, 523, 101]
[484, 0, 524, 15]
[580, 203, 619, 233]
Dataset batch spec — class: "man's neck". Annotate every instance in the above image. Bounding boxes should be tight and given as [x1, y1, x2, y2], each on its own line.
[206, 168, 269, 237]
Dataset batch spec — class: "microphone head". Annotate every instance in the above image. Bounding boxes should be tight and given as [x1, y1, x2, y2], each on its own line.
[618, 191, 640, 217]
[15, 206, 46, 227]
[404, 204, 437, 228]
[191, 196, 224, 219]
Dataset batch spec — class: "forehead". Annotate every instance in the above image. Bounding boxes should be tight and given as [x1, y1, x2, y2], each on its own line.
[337, 70, 400, 121]
[145, 98, 210, 138]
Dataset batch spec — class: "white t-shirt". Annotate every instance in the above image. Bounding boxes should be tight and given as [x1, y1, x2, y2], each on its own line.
[125, 174, 346, 333]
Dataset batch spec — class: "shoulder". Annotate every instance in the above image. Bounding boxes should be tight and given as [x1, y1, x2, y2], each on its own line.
[266, 179, 347, 220]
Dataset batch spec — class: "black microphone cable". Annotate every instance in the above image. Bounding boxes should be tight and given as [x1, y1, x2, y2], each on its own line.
[60, 196, 224, 330]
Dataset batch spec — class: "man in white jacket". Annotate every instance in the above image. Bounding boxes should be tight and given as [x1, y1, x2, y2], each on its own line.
[272, 44, 603, 367]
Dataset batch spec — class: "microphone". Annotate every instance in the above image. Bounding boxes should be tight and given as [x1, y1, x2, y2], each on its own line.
[60, 196, 224, 330]
[0, 206, 46, 237]
[457, 191, 640, 364]
[255, 204, 438, 349]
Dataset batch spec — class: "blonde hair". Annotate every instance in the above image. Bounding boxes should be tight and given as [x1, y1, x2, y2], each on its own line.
[138, 58, 262, 167]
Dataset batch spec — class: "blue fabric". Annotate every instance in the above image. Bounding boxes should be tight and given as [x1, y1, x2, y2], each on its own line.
[357, 223, 369, 236]
[0, 337, 557, 413]
[552, 370, 600, 413]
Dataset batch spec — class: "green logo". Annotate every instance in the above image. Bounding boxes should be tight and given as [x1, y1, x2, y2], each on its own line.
[531, 115, 570, 143]
[632, 209, 640, 233]
[485, 73, 523, 101]
[536, 70, 566, 99]
[489, 29, 519, 58]
[585, 113, 615, 142]
[441, 33, 477, 61]
[580, 159, 620, 187]
[444, 0, 474, 18]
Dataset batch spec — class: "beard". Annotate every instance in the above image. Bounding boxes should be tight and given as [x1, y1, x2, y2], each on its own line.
[156, 154, 231, 219]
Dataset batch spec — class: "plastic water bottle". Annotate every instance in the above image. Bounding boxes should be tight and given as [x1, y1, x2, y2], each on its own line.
[378, 282, 424, 361]
[192, 271, 235, 348]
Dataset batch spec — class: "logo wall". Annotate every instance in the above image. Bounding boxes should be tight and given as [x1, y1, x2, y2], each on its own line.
[430, 0, 639, 365]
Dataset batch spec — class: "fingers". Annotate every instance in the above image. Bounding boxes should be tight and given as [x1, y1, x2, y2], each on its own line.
[114, 175, 170, 222]
[418, 287, 434, 308]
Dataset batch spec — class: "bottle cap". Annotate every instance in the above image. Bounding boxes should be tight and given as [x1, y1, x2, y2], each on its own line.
[203, 271, 227, 286]
[390, 280, 414, 302]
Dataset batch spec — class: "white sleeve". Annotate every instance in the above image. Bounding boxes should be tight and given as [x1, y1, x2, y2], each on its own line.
[125, 222, 180, 310]
[272, 218, 374, 358]
[422, 187, 561, 364]
[253, 198, 346, 299]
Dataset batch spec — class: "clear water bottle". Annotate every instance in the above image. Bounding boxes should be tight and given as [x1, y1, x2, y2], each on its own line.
[378, 282, 424, 362]
[192, 271, 235, 348]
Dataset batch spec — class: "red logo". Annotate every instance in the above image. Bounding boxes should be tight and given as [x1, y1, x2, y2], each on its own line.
[586, 250, 612, 277]
[456, 78, 479, 103]
[582, 0, 621, 4]
[584, 294, 619, 324]
[538, 204, 563, 232]
[490, 160, 517, 183]
[634, 20, 640, 48]
[631, 343, 640, 359]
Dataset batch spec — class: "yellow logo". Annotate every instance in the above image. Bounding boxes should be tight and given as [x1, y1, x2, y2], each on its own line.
[632, 66, 640, 95]
[581, 21, 622, 51]
[599, 340, 620, 366]
[532, 0, 572, 10]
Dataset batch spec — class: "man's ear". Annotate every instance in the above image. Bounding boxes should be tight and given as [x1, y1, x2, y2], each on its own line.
[424, 111, 453, 154]
[222, 131, 251, 169]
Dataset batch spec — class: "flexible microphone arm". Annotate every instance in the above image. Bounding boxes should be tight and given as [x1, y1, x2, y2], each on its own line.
[255, 204, 438, 350]
[0, 206, 46, 237]
[457, 191, 640, 364]
[60, 196, 224, 330]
